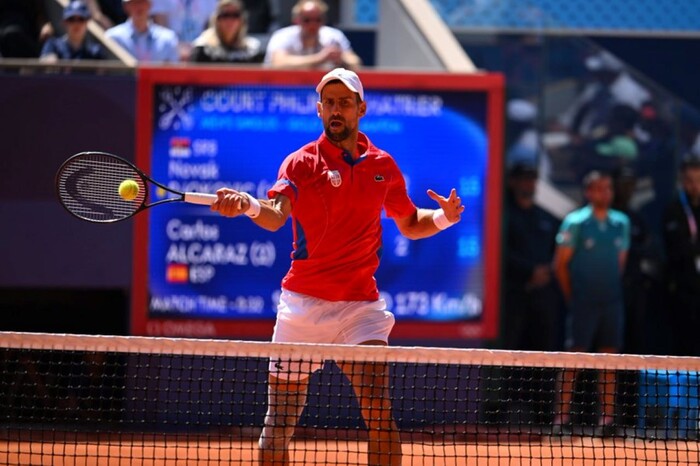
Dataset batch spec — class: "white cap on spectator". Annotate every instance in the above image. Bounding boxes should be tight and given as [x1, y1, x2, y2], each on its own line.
[507, 99, 537, 122]
[316, 68, 364, 101]
[585, 51, 623, 72]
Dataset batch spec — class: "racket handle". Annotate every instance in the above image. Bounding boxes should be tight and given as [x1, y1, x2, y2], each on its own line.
[184, 192, 218, 205]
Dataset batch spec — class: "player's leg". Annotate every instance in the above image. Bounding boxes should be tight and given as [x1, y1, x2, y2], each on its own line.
[338, 341, 402, 466]
[258, 374, 310, 466]
[336, 299, 401, 465]
[258, 290, 325, 465]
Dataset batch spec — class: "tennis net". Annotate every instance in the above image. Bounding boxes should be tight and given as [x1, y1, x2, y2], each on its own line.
[0, 331, 699, 465]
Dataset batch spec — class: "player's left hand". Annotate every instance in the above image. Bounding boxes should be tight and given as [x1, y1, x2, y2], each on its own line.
[427, 188, 464, 223]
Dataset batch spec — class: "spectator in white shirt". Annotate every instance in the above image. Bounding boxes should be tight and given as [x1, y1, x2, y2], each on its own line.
[263, 0, 361, 71]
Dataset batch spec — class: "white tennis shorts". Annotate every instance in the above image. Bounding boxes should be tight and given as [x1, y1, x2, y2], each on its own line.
[268, 289, 396, 380]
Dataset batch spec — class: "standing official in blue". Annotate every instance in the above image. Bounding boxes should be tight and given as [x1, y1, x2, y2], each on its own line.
[552, 170, 630, 437]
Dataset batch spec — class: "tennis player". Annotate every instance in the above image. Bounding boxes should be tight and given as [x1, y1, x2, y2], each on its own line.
[211, 68, 464, 466]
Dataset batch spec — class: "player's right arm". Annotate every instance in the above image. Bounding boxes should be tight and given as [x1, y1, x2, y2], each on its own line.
[256, 194, 292, 231]
[211, 189, 291, 232]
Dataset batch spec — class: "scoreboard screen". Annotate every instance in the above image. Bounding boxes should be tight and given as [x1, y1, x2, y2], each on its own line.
[131, 67, 504, 341]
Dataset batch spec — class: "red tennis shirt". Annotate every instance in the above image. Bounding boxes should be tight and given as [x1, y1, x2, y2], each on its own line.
[267, 132, 417, 301]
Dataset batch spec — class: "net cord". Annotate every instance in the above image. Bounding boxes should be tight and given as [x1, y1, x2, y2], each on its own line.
[2, 331, 699, 371]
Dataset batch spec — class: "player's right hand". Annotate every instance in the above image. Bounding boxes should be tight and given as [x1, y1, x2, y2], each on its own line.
[211, 188, 250, 217]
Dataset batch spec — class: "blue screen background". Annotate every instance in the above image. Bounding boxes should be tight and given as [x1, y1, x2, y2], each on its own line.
[148, 84, 488, 323]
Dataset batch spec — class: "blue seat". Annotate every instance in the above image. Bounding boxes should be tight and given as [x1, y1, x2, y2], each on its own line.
[638, 370, 699, 438]
[668, 372, 700, 438]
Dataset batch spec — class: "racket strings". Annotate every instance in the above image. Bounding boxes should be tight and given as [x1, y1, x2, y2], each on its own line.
[57, 154, 146, 222]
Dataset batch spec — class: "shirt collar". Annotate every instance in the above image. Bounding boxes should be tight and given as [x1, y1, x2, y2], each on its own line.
[126, 18, 154, 38]
[317, 132, 370, 162]
[583, 204, 612, 223]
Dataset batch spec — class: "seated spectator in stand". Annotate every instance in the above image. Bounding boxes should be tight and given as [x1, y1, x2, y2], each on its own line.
[106, 0, 179, 63]
[264, 0, 361, 71]
[555, 51, 650, 143]
[0, 0, 51, 58]
[40, 1, 107, 62]
[151, 0, 217, 61]
[577, 104, 640, 180]
[505, 99, 542, 165]
[190, 0, 263, 63]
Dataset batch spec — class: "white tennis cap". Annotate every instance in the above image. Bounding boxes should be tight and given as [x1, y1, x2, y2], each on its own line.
[316, 68, 364, 101]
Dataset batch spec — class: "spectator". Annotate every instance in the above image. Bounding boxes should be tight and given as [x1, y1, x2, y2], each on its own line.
[190, 0, 263, 64]
[151, 0, 217, 61]
[505, 99, 545, 168]
[578, 104, 640, 181]
[556, 51, 651, 142]
[552, 170, 630, 437]
[40, 1, 107, 62]
[501, 161, 563, 425]
[0, 0, 51, 58]
[263, 0, 361, 71]
[662, 154, 700, 356]
[106, 0, 179, 63]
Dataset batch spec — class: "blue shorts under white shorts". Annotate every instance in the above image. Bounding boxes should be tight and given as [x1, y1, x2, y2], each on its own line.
[268, 289, 396, 380]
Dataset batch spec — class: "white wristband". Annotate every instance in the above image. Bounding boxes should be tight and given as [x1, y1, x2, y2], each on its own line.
[243, 192, 261, 218]
[432, 208, 456, 230]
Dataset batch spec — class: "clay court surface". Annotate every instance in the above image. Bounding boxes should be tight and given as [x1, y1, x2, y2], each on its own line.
[2, 438, 698, 465]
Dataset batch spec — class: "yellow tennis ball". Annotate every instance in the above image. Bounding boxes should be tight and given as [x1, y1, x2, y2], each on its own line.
[118, 179, 140, 201]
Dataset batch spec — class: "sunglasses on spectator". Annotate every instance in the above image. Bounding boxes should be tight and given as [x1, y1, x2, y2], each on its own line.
[300, 16, 323, 24]
[65, 17, 87, 23]
[218, 11, 241, 20]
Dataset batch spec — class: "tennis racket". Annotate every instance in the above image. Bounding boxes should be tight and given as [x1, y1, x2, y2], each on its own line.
[56, 151, 217, 223]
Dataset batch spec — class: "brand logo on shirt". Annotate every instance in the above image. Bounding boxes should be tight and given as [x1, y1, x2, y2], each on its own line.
[328, 170, 342, 187]
[374, 174, 385, 182]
